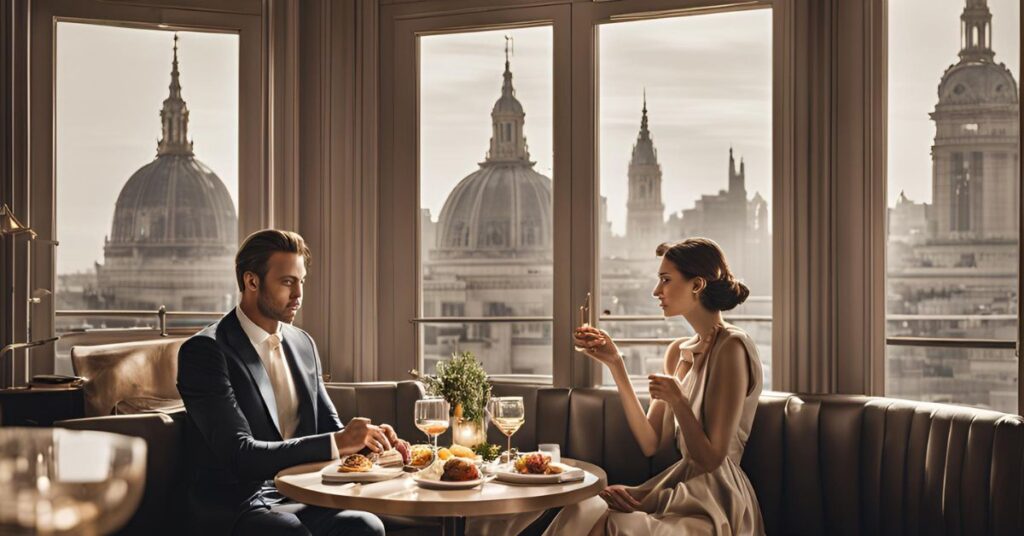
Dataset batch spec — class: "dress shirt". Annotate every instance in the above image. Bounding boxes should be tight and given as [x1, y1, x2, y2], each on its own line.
[236, 306, 338, 457]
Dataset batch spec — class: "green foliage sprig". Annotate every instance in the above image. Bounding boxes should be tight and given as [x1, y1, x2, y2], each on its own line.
[411, 351, 491, 423]
[472, 442, 502, 462]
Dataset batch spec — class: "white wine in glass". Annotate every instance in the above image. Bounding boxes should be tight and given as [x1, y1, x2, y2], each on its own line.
[488, 396, 525, 465]
[415, 398, 450, 457]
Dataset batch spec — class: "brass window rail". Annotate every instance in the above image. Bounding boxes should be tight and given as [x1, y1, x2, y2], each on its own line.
[56, 307, 225, 337]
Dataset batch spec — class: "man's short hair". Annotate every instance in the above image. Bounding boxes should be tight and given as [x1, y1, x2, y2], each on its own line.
[235, 229, 311, 291]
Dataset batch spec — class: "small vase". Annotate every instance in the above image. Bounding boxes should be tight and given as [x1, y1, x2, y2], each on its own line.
[451, 404, 487, 447]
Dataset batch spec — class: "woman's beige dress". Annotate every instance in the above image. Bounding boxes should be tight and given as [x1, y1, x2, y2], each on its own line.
[468, 324, 765, 536]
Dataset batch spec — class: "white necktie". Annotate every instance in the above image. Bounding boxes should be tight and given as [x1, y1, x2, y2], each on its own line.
[265, 334, 299, 439]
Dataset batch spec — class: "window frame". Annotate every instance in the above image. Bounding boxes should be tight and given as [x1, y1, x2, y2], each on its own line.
[379, 0, 785, 389]
[379, 3, 573, 384]
[24, 0, 268, 381]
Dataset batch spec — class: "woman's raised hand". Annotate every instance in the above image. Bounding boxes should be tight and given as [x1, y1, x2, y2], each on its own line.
[573, 324, 623, 368]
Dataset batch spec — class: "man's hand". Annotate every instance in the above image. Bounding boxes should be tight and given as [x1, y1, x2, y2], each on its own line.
[379, 423, 400, 448]
[334, 417, 393, 456]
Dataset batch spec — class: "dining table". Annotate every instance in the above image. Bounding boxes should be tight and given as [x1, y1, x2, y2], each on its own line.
[275, 457, 607, 536]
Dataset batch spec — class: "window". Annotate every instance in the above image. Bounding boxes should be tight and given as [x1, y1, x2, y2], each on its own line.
[418, 27, 554, 376]
[886, 0, 1020, 413]
[53, 23, 239, 371]
[595, 9, 773, 388]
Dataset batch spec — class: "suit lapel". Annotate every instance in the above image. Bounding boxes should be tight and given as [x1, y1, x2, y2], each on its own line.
[223, 311, 283, 440]
[281, 326, 317, 435]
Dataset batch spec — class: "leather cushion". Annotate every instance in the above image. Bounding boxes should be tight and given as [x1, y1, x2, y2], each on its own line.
[71, 338, 187, 417]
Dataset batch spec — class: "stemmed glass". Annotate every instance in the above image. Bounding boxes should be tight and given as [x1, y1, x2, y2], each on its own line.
[414, 398, 450, 458]
[487, 396, 525, 466]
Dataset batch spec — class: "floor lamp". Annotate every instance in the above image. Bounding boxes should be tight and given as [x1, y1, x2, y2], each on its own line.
[0, 203, 59, 389]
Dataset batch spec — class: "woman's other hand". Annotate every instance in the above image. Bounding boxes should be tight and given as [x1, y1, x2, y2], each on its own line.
[598, 485, 642, 513]
[648, 373, 688, 407]
[573, 325, 623, 368]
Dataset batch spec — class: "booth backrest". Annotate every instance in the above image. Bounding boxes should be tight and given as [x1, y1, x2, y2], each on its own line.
[56, 381, 1024, 535]
[328, 382, 1024, 535]
[58, 411, 187, 535]
[71, 338, 187, 417]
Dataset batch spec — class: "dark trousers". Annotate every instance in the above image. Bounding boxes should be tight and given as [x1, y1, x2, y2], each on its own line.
[233, 487, 385, 536]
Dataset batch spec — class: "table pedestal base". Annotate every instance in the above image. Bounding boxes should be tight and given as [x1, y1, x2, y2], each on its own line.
[441, 516, 465, 536]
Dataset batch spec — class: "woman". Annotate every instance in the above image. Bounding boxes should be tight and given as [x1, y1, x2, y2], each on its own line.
[556, 237, 764, 535]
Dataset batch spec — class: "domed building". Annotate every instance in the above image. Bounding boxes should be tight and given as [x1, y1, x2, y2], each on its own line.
[97, 36, 238, 312]
[930, 0, 1019, 240]
[422, 50, 553, 374]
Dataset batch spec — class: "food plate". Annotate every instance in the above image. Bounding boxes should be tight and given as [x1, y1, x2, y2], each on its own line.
[412, 474, 493, 490]
[320, 463, 404, 483]
[494, 463, 585, 485]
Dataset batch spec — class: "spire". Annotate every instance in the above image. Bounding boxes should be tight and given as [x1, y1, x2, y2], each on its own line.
[958, 0, 995, 63]
[502, 35, 514, 100]
[639, 89, 650, 142]
[486, 37, 530, 164]
[157, 33, 194, 156]
[728, 148, 746, 199]
[630, 95, 657, 165]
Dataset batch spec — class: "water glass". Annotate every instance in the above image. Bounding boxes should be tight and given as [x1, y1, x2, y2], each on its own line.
[537, 443, 560, 464]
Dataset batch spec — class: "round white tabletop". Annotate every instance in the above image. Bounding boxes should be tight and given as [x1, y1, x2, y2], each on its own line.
[275, 458, 607, 536]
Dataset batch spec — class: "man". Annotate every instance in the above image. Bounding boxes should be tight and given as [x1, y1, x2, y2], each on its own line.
[177, 229, 392, 535]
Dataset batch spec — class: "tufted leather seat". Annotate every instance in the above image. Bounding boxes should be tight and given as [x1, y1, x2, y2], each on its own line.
[55, 379, 1024, 535]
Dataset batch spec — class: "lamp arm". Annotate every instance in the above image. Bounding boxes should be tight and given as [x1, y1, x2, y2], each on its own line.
[1, 336, 60, 359]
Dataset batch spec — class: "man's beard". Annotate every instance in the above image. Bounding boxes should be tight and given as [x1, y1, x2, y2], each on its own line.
[257, 288, 293, 323]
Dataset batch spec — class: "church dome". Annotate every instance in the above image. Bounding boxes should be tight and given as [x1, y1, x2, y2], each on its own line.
[109, 155, 237, 248]
[937, 62, 1018, 106]
[936, 0, 1018, 107]
[433, 49, 552, 260]
[493, 87, 524, 115]
[434, 164, 552, 259]
[105, 34, 237, 256]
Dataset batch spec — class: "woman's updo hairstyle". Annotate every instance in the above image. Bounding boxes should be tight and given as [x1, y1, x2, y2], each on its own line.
[655, 237, 750, 311]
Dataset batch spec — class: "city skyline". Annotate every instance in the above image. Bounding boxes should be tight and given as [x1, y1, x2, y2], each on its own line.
[52, 2, 1020, 277]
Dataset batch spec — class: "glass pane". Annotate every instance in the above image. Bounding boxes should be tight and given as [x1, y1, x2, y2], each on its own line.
[420, 321, 553, 376]
[887, 346, 1017, 412]
[419, 28, 554, 375]
[55, 23, 239, 334]
[596, 10, 773, 388]
[886, 0, 1019, 412]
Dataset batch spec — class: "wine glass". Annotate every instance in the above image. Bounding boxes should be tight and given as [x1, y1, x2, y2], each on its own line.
[487, 396, 525, 466]
[414, 398, 450, 457]
[573, 292, 592, 353]
[0, 427, 146, 535]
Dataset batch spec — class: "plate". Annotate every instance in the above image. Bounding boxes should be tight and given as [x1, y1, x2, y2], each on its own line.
[412, 474, 493, 490]
[320, 463, 404, 483]
[494, 463, 585, 485]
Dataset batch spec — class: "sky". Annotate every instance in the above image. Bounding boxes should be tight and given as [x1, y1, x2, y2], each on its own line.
[55, 23, 238, 275]
[889, 0, 1019, 206]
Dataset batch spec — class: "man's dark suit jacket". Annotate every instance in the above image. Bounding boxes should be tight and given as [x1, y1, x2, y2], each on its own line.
[176, 309, 344, 534]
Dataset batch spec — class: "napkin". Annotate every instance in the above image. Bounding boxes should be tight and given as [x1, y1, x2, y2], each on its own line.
[555, 465, 585, 483]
